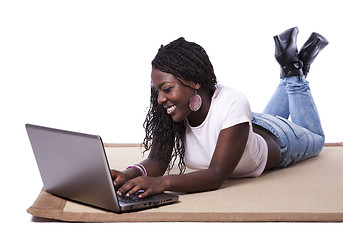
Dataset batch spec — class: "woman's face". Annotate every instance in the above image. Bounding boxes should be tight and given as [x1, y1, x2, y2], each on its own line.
[151, 68, 197, 122]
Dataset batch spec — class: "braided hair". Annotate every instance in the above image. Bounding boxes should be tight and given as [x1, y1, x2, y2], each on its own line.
[143, 37, 217, 174]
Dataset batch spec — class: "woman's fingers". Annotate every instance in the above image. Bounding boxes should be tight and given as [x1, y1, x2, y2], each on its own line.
[117, 176, 164, 198]
[118, 177, 146, 197]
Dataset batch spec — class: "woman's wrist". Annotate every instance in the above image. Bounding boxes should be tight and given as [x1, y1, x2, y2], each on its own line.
[123, 167, 141, 179]
[126, 164, 148, 177]
[161, 175, 172, 191]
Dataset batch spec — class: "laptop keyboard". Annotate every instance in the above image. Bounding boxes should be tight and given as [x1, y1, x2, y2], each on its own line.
[118, 191, 152, 203]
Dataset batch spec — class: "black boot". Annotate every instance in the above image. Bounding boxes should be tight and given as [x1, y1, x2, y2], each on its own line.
[274, 26, 303, 78]
[299, 32, 329, 77]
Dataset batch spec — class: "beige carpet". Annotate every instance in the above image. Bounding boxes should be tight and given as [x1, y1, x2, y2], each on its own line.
[27, 143, 343, 222]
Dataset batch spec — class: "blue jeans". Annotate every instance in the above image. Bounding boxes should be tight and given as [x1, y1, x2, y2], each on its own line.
[252, 76, 325, 168]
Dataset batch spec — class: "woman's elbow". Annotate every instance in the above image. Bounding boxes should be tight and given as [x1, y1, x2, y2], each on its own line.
[212, 178, 226, 190]
[210, 169, 231, 190]
[207, 171, 227, 191]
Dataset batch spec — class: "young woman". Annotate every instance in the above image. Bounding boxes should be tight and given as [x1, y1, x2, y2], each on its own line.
[111, 27, 328, 199]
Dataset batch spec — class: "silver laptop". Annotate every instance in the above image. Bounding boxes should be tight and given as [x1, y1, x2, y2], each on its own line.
[26, 124, 179, 212]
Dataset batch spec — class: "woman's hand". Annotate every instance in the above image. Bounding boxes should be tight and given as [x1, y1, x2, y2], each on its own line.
[117, 176, 169, 198]
[110, 169, 133, 188]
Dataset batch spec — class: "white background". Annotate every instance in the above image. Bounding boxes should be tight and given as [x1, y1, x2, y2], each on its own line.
[1, 0, 342, 238]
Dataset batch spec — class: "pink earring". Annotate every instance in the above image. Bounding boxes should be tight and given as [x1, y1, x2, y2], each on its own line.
[189, 91, 202, 112]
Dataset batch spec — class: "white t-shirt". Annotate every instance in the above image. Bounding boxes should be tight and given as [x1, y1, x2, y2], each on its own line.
[184, 84, 268, 178]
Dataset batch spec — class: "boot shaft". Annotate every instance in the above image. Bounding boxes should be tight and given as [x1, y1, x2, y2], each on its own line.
[299, 32, 329, 77]
[274, 27, 303, 78]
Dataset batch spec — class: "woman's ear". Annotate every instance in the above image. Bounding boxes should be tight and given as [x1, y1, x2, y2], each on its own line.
[192, 82, 201, 90]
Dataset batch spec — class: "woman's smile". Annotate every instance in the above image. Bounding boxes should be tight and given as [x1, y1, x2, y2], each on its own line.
[166, 105, 176, 115]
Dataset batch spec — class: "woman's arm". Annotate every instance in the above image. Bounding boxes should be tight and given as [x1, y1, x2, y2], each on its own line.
[140, 143, 172, 177]
[118, 122, 250, 198]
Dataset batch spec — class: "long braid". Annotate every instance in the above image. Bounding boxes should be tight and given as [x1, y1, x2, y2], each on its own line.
[143, 37, 217, 174]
